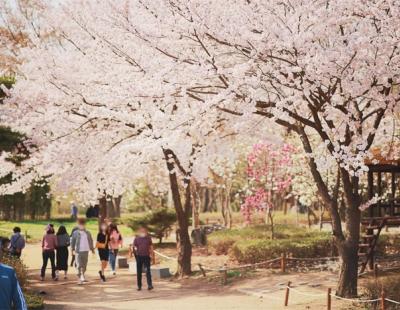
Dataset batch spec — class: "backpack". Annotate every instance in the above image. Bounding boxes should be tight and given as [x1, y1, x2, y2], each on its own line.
[10, 235, 21, 254]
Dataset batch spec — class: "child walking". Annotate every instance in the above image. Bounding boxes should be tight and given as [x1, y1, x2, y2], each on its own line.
[41, 225, 58, 281]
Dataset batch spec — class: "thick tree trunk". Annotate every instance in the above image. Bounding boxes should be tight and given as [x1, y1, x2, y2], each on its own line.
[299, 129, 362, 298]
[99, 196, 107, 225]
[336, 197, 361, 297]
[106, 199, 115, 218]
[164, 149, 192, 276]
[336, 241, 359, 297]
[112, 196, 122, 218]
[219, 188, 232, 228]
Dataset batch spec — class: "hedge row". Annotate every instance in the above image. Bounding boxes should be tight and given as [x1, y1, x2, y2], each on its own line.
[231, 235, 333, 264]
[208, 224, 333, 263]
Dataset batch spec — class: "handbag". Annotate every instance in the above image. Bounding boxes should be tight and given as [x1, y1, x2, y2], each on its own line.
[96, 242, 106, 249]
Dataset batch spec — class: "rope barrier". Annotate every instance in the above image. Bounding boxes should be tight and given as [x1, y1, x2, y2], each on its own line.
[276, 284, 400, 307]
[386, 298, 400, 305]
[225, 257, 281, 270]
[154, 251, 340, 273]
[154, 249, 400, 307]
[154, 250, 176, 261]
[287, 256, 339, 261]
[286, 286, 326, 297]
[330, 294, 380, 303]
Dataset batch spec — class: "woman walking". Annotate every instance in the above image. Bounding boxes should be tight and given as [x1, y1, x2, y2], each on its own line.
[56, 225, 70, 280]
[96, 223, 109, 282]
[108, 223, 122, 275]
[41, 224, 58, 281]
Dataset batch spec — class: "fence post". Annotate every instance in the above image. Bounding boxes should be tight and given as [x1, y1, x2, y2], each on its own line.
[374, 263, 379, 279]
[284, 281, 291, 307]
[198, 264, 206, 277]
[327, 288, 331, 310]
[281, 252, 286, 273]
[25, 230, 28, 243]
[381, 290, 385, 310]
[221, 264, 228, 285]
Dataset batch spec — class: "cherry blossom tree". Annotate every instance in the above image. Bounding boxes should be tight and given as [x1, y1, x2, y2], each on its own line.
[118, 0, 399, 296]
[0, 0, 247, 276]
[2, 0, 398, 293]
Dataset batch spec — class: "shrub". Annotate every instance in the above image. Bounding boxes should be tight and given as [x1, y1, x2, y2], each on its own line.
[0, 254, 43, 309]
[363, 274, 400, 309]
[127, 208, 176, 243]
[231, 235, 332, 264]
[207, 224, 333, 263]
[25, 293, 44, 310]
[1, 254, 28, 289]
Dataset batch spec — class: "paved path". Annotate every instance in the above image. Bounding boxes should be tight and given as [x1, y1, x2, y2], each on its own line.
[23, 243, 347, 309]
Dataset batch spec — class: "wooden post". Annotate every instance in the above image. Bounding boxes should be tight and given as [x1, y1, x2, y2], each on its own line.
[281, 252, 286, 273]
[221, 264, 228, 285]
[374, 263, 379, 279]
[380, 290, 385, 310]
[327, 288, 331, 310]
[198, 264, 206, 277]
[284, 281, 291, 306]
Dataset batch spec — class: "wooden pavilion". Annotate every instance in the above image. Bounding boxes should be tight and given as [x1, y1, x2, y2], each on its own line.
[359, 146, 400, 273]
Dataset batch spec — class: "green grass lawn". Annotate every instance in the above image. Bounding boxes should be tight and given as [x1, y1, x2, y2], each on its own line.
[0, 218, 133, 243]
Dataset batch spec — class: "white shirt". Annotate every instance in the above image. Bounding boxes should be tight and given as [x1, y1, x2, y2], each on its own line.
[79, 230, 90, 252]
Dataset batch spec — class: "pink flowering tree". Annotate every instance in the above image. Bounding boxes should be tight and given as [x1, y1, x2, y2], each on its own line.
[241, 142, 295, 237]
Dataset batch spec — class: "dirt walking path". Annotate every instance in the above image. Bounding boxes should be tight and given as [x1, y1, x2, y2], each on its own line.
[23, 243, 347, 310]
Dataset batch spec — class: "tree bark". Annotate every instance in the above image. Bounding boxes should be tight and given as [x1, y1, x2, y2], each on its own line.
[336, 241, 359, 297]
[106, 199, 115, 218]
[112, 196, 122, 218]
[99, 196, 107, 226]
[299, 128, 361, 297]
[191, 182, 201, 229]
[163, 149, 192, 276]
[335, 187, 361, 297]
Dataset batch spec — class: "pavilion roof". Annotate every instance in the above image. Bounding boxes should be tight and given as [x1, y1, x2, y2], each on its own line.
[365, 143, 400, 166]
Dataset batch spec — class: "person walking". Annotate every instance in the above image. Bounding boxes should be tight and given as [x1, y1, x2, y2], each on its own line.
[56, 225, 70, 280]
[70, 201, 78, 220]
[9, 227, 25, 259]
[71, 218, 94, 284]
[69, 219, 79, 267]
[0, 247, 27, 310]
[40, 224, 58, 281]
[131, 226, 155, 291]
[96, 223, 109, 282]
[108, 223, 122, 276]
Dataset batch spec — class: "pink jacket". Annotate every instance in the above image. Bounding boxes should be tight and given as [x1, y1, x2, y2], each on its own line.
[108, 231, 122, 250]
[42, 234, 58, 251]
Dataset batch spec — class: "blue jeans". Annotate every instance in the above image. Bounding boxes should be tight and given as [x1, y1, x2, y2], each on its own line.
[109, 249, 118, 271]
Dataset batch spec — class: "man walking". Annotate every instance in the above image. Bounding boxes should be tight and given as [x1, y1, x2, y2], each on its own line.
[9, 227, 25, 258]
[131, 226, 155, 291]
[0, 246, 27, 310]
[71, 218, 94, 284]
[70, 201, 78, 220]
